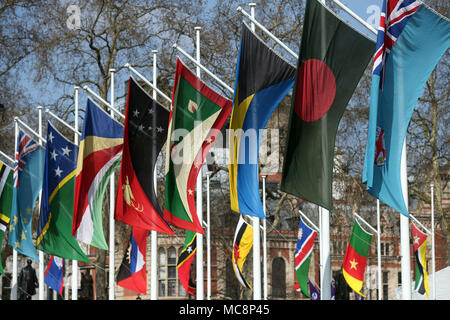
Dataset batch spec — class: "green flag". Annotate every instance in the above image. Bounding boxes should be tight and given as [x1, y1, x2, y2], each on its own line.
[163, 58, 232, 233]
[36, 122, 90, 262]
[0, 161, 13, 274]
[280, 0, 375, 210]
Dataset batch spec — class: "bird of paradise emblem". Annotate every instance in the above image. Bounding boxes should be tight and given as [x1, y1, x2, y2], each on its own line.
[123, 176, 144, 213]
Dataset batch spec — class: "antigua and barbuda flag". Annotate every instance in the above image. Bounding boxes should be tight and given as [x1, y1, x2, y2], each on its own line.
[116, 226, 148, 294]
[73, 98, 124, 250]
[295, 217, 317, 298]
[44, 255, 65, 295]
[363, 0, 450, 216]
[412, 223, 429, 297]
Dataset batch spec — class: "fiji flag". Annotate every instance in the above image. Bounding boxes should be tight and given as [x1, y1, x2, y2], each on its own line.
[8, 129, 45, 261]
[116, 227, 147, 294]
[363, 0, 450, 216]
[294, 217, 317, 298]
[44, 255, 64, 295]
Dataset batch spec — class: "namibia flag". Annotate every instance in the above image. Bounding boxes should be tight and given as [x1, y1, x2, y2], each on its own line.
[229, 22, 295, 219]
[281, 0, 374, 211]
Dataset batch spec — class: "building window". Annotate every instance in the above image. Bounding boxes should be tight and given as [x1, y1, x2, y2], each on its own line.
[158, 246, 186, 298]
[380, 242, 390, 256]
[382, 271, 389, 300]
[272, 258, 286, 298]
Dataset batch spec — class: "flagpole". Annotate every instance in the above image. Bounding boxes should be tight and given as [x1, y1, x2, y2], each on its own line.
[37, 105, 45, 300]
[108, 70, 116, 300]
[11, 119, 18, 301]
[377, 200, 382, 300]
[206, 172, 211, 300]
[431, 184, 436, 300]
[72, 86, 80, 301]
[150, 50, 159, 301]
[195, 25, 205, 301]
[400, 141, 411, 300]
[262, 175, 268, 300]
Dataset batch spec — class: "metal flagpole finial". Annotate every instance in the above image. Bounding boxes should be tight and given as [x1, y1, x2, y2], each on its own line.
[152, 49, 158, 53]
[194, 26, 202, 30]
[249, 2, 257, 7]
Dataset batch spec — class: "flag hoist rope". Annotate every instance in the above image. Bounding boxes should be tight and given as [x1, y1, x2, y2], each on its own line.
[109, 69, 116, 300]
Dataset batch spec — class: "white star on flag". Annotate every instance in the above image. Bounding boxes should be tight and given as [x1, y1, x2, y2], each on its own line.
[50, 149, 58, 161]
[54, 166, 63, 177]
[187, 246, 193, 253]
[62, 146, 71, 156]
[48, 132, 54, 143]
[133, 109, 140, 117]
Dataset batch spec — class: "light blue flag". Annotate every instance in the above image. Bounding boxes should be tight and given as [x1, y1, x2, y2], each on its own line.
[363, 1, 450, 216]
[8, 129, 45, 261]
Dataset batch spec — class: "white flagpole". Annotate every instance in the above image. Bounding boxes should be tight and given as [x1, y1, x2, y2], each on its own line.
[431, 184, 436, 300]
[319, 206, 331, 300]
[37, 106, 45, 300]
[72, 86, 80, 301]
[195, 25, 205, 301]
[400, 141, 411, 300]
[249, 2, 262, 300]
[108, 70, 116, 300]
[377, 200, 382, 300]
[262, 175, 268, 300]
[150, 50, 159, 301]
[11, 119, 18, 301]
[206, 172, 211, 300]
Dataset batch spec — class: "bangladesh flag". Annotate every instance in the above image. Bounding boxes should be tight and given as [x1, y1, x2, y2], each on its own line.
[342, 220, 372, 297]
[280, 0, 375, 210]
[36, 122, 90, 263]
[164, 58, 232, 233]
[0, 161, 13, 274]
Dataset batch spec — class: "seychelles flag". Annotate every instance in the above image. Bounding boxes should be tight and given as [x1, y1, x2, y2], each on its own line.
[294, 217, 317, 298]
[44, 255, 64, 295]
[363, 0, 450, 216]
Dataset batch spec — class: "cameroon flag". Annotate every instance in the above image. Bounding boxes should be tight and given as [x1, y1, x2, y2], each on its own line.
[0, 161, 13, 274]
[280, 0, 375, 210]
[164, 59, 232, 233]
[342, 220, 372, 297]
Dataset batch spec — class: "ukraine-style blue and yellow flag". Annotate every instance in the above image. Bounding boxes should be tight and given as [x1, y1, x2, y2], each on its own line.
[229, 22, 295, 219]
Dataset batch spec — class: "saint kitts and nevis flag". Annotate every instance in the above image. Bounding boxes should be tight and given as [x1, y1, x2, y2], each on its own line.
[232, 215, 253, 289]
[115, 77, 174, 235]
[294, 217, 317, 298]
[72, 98, 124, 250]
[116, 227, 148, 294]
[412, 223, 429, 297]
[177, 230, 197, 295]
[8, 129, 45, 261]
[0, 161, 13, 274]
[44, 255, 65, 295]
[36, 122, 90, 263]
[229, 22, 295, 219]
[281, 0, 375, 210]
[363, 0, 450, 216]
[164, 58, 232, 233]
[342, 219, 373, 298]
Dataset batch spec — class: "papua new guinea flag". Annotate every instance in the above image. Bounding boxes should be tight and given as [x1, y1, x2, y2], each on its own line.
[281, 0, 375, 211]
[177, 230, 197, 296]
[36, 122, 90, 263]
[0, 161, 13, 274]
[8, 129, 45, 261]
[295, 217, 317, 298]
[44, 255, 65, 295]
[164, 59, 232, 233]
[412, 223, 429, 297]
[115, 77, 173, 234]
[73, 98, 123, 250]
[116, 226, 148, 294]
[342, 219, 372, 298]
[232, 215, 253, 289]
[229, 22, 295, 219]
[362, 0, 450, 217]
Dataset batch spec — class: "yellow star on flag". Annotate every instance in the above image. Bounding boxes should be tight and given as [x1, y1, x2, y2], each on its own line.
[350, 259, 358, 270]
[21, 231, 27, 240]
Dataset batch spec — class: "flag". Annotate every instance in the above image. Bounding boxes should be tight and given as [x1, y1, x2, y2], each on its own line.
[115, 77, 173, 234]
[342, 220, 373, 298]
[116, 226, 148, 294]
[281, 0, 375, 210]
[44, 255, 64, 295]
[177, 230, 197, 296]
[294, 217, 317, 298]
[8, 129, 45, 261]
[232, 215, 253, 289]
[36, 122, 90, 263]
[164, 58, 232, 233]
[412, 223, 429, 297]
[73, 98, 124, 249]
[363, 0, 450, 216]
[229, 22, 295, 219]
[0, 161, 13, 274]
[308, 280, 320, 300]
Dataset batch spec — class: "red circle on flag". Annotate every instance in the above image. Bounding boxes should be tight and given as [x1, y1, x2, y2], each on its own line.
[294, 59, 336, 122]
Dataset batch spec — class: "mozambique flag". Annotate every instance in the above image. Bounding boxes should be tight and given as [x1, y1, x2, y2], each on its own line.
[280, 0, 375, 210]
[232, 215, 253, 289]
[164, 59, 232, 233]
[295, 217, 317, 298]
[115, 77, 173, 234]
[8, 129, 45, 261]
[229, 22, 295, 219]
[36, 122, 90, 262]
[412, 223, 429, 297]
[177, 230, 197, 296]
[73, 98, 123, 250]
[342, 219, 373, 298]
[116, 226, 148, 294]
[0, 161, 13, 274]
